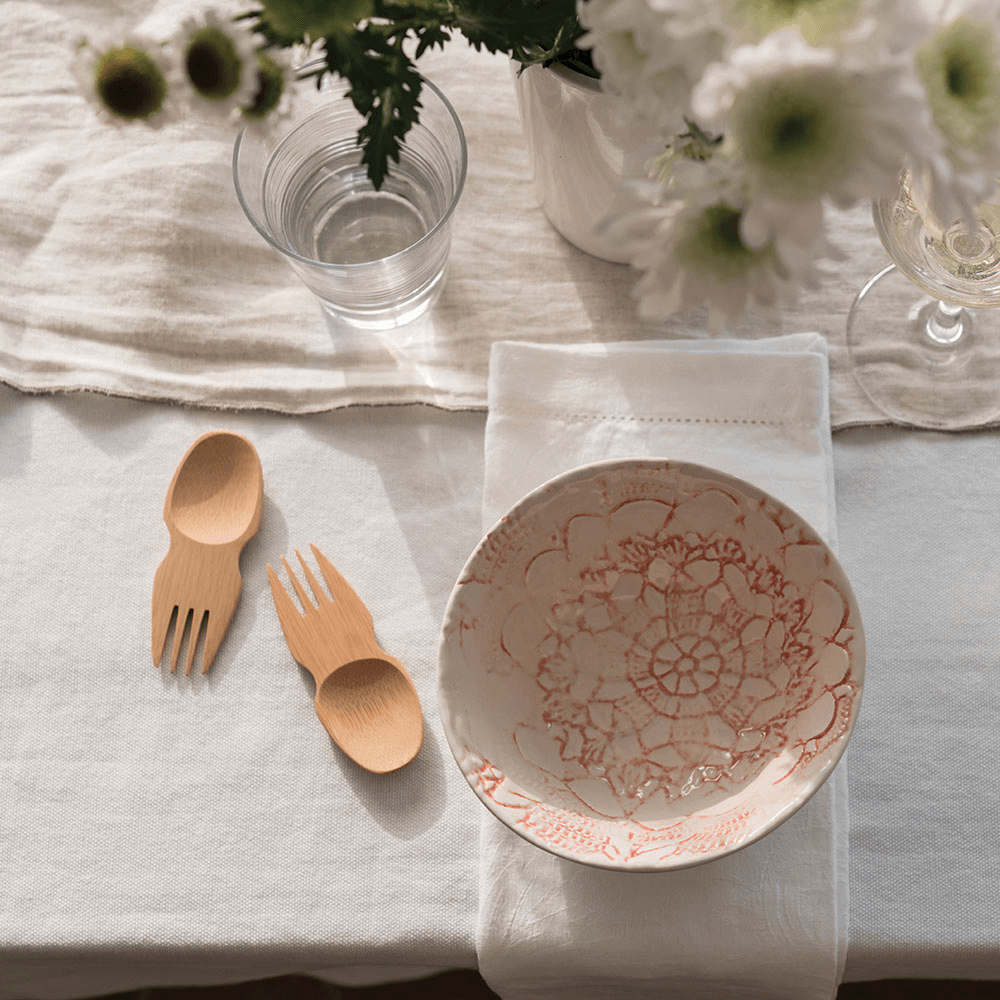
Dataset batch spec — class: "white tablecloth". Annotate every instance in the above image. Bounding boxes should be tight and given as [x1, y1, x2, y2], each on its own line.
[0, 390, 487, 1000]
[831, 428, 1000, 982]
[4, 384, 1000, 997]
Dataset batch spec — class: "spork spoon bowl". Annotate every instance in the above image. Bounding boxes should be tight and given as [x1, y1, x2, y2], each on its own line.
[268, 545, 423, 773]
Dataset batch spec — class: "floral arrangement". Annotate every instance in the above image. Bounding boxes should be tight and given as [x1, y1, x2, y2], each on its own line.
[578, 0, 1000, 327]
[74, 0, 582, 189]
[74, 0, 1000, 327]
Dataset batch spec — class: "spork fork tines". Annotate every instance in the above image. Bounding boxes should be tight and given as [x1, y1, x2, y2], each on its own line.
[152, 431, 263, 675]
[152, 540, 244, 675]
[267, 544, 423, 773]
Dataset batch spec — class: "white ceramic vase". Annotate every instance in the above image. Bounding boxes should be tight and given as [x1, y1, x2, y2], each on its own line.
[513, 61, 660, 264]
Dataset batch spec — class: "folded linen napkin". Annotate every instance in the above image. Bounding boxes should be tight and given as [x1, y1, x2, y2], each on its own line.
[477, 334, 847, 1000]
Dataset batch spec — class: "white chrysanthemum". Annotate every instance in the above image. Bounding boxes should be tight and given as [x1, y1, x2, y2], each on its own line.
[602, 159, 832, 329]
[73, 33, 177, 128]
[910, 3, 1000, 226]
[577, 0, 732, 133]
[173, 9, 259, 120]
[239, 46, 297, 133]
[692, 27, 936, 233]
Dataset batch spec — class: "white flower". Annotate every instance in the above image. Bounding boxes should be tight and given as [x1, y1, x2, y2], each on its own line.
[239, 46, 297, 132]
[692, 27, 936, 235]
[602, 158, 832, 329]
[577, 0, 731, 134]
[910, 2, 1000, 226]
[73, 33, 177, 128]
[173, 9, 259, 120]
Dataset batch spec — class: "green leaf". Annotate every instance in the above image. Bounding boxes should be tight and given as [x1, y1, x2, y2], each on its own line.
[324, 23, 426, 190]
[244, 0, 587, 188]
[258, 0, 375, 39]
[357, 80, 423, 189]
[449, 0, 582, 62]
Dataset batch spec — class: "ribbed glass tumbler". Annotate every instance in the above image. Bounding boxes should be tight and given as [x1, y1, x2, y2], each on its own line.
[233, 64, 467, 330]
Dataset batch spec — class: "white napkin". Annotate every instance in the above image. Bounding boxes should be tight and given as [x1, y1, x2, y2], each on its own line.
[477, 334, 847, 1000]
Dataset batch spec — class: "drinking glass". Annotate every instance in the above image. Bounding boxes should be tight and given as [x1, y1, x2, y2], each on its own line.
[846, 170, 1000, 428]
[233, 62, 467, 330]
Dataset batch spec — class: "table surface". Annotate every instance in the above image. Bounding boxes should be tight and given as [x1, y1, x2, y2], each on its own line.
[5, 397, 1000, 996]
[4, 3, 1000, 998]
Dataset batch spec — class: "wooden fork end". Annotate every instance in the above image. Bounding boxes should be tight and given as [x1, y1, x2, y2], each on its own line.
[152, 601, 173, 669]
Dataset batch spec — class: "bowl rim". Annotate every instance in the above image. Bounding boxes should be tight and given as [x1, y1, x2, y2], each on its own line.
[437, 456, 865, 872]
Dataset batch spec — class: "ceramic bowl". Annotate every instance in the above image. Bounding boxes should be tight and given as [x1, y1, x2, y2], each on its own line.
[438, 459, 864, 872]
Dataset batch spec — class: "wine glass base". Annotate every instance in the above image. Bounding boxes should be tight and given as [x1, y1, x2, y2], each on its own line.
[847, 264, 1000, 430]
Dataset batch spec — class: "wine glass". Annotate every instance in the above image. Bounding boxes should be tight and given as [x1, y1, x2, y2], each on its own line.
[846, 171, 1000, 429]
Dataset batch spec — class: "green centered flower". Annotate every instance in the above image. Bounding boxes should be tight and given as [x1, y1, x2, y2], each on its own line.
[94, 44, 168, 122]
[916, 16, 1000, 154]
[599, 154, 831, 328]
[674, 202, 770, 279]
[184, 26, 244, 100]
[174, 11, 259, 119]
[242, 52, 286, 120]
[733, 70, 852, 198]
[724, 0, 863, 44]
[694, 27, 937, 211]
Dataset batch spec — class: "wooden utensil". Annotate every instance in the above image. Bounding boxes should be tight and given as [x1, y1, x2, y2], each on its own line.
[267, 544, 423, 773]
[152, 431, 263, 675]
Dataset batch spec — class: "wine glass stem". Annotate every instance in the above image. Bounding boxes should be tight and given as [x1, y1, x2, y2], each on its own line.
[925, 300, 965, 346]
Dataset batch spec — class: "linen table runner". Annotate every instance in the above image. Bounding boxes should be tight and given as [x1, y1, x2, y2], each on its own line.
[1, 0, 905, 427]
[477, 334, 847, 1000]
